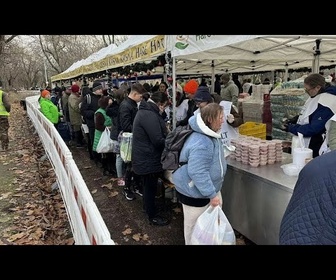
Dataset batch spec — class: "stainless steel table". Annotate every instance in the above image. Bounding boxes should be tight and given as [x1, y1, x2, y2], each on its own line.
[221, 153, 298, 245]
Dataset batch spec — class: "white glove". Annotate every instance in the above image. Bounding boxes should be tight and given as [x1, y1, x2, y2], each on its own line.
[227, 114, 235, 124]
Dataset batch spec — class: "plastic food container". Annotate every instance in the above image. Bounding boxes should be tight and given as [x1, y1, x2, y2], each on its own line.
[281, 163, 301, 176]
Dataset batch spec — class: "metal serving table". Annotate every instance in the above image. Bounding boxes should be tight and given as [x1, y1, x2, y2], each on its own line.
[221, 153, 297, 245]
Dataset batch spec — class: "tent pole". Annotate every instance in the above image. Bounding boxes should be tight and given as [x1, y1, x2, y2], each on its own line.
[172, 57, 177, 130]
[211, 60, 215, 94]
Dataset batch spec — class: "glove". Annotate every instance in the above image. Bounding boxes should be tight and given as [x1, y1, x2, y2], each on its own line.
[280, 123, 289, 132]
[287, 115, 299, 125]
[227, 114, 235, 124]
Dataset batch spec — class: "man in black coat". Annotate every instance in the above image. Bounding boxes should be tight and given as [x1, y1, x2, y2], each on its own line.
[132, 91, 170, 226]
[80, 81, 103, 162]
[117, 83, 146, 201]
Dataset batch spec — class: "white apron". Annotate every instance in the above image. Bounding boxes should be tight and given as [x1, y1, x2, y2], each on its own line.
[293, 92, 336, 155]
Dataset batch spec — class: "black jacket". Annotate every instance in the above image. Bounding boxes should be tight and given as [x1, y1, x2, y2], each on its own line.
[117, 96, 138, 134]
[80, 93, 101, 129]
[106, 102, 119, 140]
[132, 100, 168, 175]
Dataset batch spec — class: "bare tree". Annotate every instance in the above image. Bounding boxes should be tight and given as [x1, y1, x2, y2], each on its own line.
[0, 35, 18, 57]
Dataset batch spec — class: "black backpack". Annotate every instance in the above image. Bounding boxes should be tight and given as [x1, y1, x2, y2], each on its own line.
[161, 124, 193, 172]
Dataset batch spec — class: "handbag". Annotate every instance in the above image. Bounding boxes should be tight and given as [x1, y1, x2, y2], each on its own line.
[120, 132, 133, 163]
[96, 127, 114, 153]
[190, 205, 236, 245]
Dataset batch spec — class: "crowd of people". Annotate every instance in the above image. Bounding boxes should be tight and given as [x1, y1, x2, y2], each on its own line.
[33, 75, 246, 236]
[2, 72, 336, 245]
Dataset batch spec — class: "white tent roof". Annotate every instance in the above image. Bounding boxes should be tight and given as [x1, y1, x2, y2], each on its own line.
[51, 35, 166, 82]
[167, 35, 336, 74]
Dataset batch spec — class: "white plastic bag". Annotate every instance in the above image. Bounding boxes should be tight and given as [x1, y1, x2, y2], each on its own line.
[120, 132, 133, 163]
[96, 127, 114, 153]
[190, 205, 236, 245]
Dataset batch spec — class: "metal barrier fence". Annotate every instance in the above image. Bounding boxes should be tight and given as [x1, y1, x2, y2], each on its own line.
[24, 94, 114, 245]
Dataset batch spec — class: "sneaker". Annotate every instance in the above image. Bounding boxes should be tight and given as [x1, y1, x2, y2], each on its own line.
[122, 188, 135, 201]
[134, 186, 143, 197]
[149, 215, 170, 226]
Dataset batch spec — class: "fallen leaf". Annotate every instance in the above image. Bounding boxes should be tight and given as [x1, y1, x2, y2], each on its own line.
[101, 183, 113, 190]
[109, 191, 118, 197]
[122, 228, 132, 235]
[91, 189, 98, 194]
[132, 233, 141, 241]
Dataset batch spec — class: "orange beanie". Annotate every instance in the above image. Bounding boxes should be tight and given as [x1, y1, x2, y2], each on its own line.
[183, 79, 199, 95]
[41, 90, 50, 98]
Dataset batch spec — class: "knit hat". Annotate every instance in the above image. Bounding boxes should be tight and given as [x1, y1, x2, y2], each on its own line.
[184, 79, 199, 95]
[92, 81, 103, 91]
[193, 86, 212, 103]
[41, 90, 50, 98]
[71, 84, 80, 93]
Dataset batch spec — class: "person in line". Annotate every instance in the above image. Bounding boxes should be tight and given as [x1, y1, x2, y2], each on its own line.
[60, 86, 74, 144]
[172, 103, 227, 245]
[117, 83, 146, 201]
[158, 81, 168, 94]
[193, 85, 214, 115]
[132, 91, 170, 226]
[39, 89, 62, 129]
[92, 96, 115, 176]
[68, 84, 85, 148]
[282, 73, 336, 157]
[107, 88, 128, 181]
[164, 83, 185, 128]
[80, 81, 104, 164]
[176, 79, 199, 127]
[279, 149, 336, 245]
[0, 82, 11, 151]
[220, 73, 239, 108]
[80, 85, 94, 159]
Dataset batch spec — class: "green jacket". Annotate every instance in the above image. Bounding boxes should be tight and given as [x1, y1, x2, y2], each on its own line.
[39, 97, 61, 124]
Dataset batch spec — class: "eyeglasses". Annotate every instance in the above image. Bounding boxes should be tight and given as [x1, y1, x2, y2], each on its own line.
[304, 87, 315, 93]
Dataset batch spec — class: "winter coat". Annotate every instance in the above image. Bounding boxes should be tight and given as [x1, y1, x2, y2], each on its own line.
[106, 102, 120, 141]
[132, 100, 168, 175]
[117, 96, 138, 134]
[172, 113, 227, 201]
[39, 97, 61, 124]
[279, 150, 336, 245]
[220, 80, 239, 108]
[92, 108, 112, 152]
[80, 93, 101, 129]
[68, 93, 83, 127]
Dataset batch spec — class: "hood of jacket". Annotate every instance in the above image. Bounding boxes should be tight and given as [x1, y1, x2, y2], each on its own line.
[188, 113, 222, 139]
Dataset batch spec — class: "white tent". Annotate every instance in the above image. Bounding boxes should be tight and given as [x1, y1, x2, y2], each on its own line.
[166, 35, 336, 128]
[167, 35, 336, 75]
[51, 35, 166, 82]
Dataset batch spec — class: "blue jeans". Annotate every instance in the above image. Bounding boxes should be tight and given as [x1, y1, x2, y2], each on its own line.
[115, 154, 125, 178]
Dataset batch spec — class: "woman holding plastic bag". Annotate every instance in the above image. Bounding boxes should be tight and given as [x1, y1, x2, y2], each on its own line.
[92, 96, 115, 176]
[172, 102, 232, 245]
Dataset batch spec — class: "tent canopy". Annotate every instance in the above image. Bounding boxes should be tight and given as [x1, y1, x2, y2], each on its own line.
[51, 35, 166, 82]
[167, 35, 336, 75]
